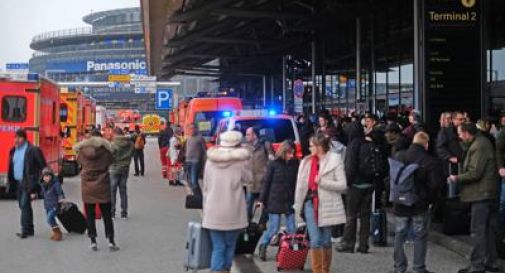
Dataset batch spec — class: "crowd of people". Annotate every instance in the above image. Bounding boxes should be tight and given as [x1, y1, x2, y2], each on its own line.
[195, 109, 504, 273]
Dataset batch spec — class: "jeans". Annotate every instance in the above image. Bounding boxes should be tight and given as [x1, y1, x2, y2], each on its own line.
[187, 161, 201, 194]
[261, 213, 296, 245]
[500, 180, 505, 231]
[304, 200, 332, 248]
[209, 229, 241, 271]
[393, 211, 430, 273]
[133, 149, 145, 175]
[469, 200, 498, 272]
[85, 203, 114, 240]
[246, 192, 260, 220]
[17, 186, 34, 234]
[46, 208, 58, 228]
[342, 187, 373, 250]
[110, 170, 129, 217]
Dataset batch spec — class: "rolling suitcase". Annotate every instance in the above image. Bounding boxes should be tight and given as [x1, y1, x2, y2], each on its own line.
[370, 191, 388, 246]
[57, 202, 87, 234]
[184, 222, 212, 271]
[235, 208, 263, 255]
[276, 233, 309, 271]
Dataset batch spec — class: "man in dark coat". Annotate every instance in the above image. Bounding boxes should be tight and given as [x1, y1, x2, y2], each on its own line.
[8, 129, 46, 238]
[393, 132, 441, 273]
[436, 112, 463, 177]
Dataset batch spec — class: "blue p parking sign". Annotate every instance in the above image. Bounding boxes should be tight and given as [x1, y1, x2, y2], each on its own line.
[156, 88, 173, 110]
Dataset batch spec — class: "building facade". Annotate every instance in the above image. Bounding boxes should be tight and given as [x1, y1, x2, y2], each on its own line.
[29, 7, 155, 112]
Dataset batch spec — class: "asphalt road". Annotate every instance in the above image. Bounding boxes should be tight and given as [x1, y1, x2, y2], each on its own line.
[0, 138, 467, 273]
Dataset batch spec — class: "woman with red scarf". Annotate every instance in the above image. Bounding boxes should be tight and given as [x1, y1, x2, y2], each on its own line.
[294, 133, 347, 273]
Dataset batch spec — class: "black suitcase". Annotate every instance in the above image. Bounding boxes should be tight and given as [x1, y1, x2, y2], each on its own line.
[57, 202, 87, 234]
[370, 192, 388, 246]
[442, 199, 470, 235]
[235, 208, 263, 255]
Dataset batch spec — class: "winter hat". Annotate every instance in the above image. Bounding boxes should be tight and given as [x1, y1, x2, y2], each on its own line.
[42, 167, 55, 178]
[219, 130, 243, 147]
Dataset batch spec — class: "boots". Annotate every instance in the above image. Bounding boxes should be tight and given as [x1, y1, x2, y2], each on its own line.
[322, 248, 332, 273]
[51, 226, 62, 241]
[258, 244, 267, 261]
[310, 248, 324, 273]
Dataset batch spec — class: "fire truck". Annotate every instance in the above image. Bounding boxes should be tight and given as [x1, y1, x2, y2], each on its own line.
[0, 74, 62, 197]
[83, 96, 97, 131]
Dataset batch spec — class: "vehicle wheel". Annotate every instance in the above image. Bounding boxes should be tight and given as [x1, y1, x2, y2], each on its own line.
[277, 267, 282, 271]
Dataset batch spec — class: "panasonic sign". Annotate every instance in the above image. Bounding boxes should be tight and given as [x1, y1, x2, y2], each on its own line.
[86, 59, 146, 72]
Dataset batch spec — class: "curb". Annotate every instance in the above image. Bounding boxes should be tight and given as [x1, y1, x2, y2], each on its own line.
[386, 213, 505, 272]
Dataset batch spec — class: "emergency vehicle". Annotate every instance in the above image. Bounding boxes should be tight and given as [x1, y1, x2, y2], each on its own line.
[59, 89, 85, 176]
[171, 97, 243, 140]
[142, 114, 162, 135]
[0, 74, 62, 197]
[215, 110, 303, 158]
[95, 105, 107, 130]
[114, 109, 141, 132]
[83, 96, 97, 132]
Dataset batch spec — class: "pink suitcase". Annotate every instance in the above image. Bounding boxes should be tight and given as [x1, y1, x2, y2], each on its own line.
[276, 233, 309, 271]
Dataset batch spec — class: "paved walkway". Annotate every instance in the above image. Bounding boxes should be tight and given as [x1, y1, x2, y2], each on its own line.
[0, 138, 468, 273]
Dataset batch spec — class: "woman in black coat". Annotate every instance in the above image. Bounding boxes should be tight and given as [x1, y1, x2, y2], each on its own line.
[256, 140, 299, 261]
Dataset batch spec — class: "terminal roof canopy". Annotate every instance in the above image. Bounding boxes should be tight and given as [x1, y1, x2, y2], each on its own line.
[142, 0, 505, 80]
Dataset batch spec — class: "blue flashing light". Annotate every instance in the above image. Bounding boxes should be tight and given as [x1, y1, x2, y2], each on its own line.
[222, 111, 232, 117]
[268, 109, 277, 116]
[27, 73, 39, 81]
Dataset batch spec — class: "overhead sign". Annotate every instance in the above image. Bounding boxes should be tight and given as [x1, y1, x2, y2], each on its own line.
[156, 88, 173, 110]
[46, 58, 147, 75]
[132, 75, 157, 93]
[6, 63, 29, 70]
[108, 74, 131, 82]
[423, 0, 482, 130]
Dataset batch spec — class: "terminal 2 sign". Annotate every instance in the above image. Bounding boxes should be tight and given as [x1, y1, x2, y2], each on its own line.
[423, 0, 482, 130]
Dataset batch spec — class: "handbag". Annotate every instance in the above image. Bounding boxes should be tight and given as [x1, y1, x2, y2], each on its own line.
[185, 194, 203, 209]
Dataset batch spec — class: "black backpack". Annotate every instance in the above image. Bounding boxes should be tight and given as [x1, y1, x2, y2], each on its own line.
[358, 140, 387, 181]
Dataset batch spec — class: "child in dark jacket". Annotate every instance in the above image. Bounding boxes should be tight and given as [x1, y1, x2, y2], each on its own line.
[40, 167, 65, 241]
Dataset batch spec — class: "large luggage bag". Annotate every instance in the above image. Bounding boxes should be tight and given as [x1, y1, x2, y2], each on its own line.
[442, 198, 470, 235]
[276, 233, 309, 271]
[370, 192, 388, 246]
[184, 222, 212, 271]
[235, 208, 263, 255]
[57, 202, 87, 234]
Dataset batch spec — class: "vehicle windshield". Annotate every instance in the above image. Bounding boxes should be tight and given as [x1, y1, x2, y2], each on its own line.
[233, 119, 296, 143]
[194, 111, 225, 137]
[60, 103, 68, 122]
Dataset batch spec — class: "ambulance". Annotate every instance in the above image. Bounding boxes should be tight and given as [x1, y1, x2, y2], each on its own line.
[0, 73, 62, 197]
[59, 89, 85, 176]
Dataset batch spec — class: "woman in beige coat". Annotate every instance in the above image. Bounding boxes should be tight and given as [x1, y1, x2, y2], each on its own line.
[202, 130, 252, 273]
[294, 133, 347, 273]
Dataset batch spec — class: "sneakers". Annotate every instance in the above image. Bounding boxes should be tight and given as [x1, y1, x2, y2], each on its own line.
[109, 243, 120, 252]
[90, 243, 98, 251]
[16, 232, 34, 239]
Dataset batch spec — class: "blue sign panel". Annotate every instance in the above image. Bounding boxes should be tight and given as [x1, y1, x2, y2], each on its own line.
[156, 88, 173, 110]
[45, 58, 147, 75]
[6, 63, 29, 70]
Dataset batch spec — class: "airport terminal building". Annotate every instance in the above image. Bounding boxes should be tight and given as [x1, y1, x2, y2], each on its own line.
[28, 7, 155, 111]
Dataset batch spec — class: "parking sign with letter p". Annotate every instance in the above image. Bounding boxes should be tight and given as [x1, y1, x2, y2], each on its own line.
[156, 88, 173, 110]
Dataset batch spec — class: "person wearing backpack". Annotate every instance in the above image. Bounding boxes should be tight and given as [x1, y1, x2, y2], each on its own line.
[337, 121, 387, 254]
[391, 132, 441, 273]
[133, 125, 146, 177]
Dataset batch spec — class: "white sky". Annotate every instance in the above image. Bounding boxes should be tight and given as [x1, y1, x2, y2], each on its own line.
[0, 0, 140, 70]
